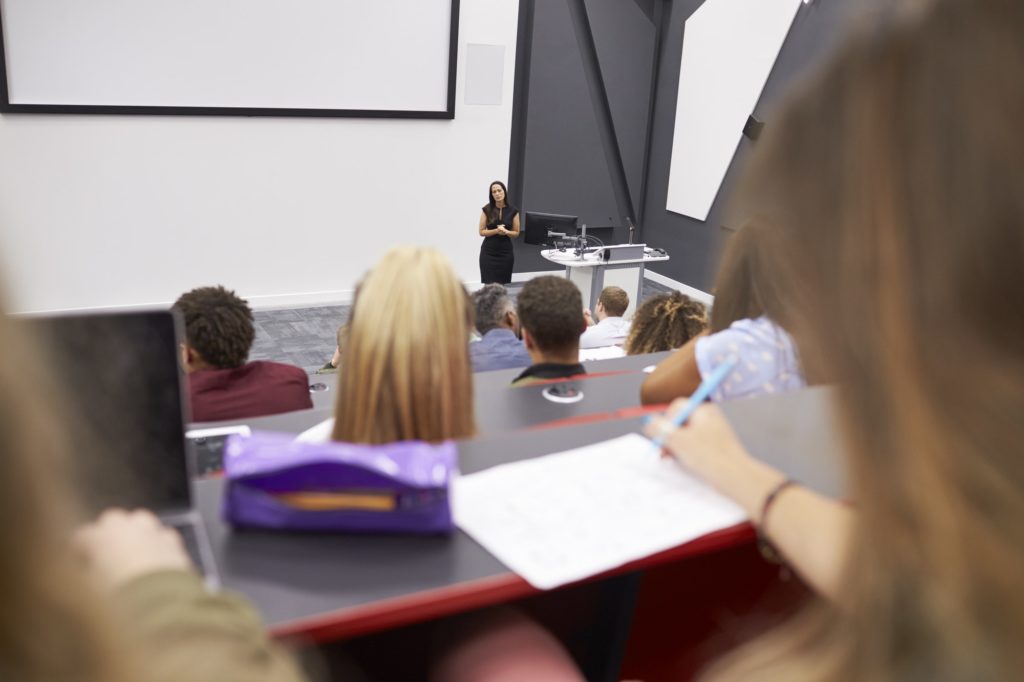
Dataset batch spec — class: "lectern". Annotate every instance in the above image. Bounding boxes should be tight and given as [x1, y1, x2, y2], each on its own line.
[541, 245, 669, 318]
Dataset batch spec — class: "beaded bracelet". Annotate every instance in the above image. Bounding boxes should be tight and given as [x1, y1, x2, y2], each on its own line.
[757, 478, 797, 564]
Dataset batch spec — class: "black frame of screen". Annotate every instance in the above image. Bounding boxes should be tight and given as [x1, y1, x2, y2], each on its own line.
[0, 0, 460, 119]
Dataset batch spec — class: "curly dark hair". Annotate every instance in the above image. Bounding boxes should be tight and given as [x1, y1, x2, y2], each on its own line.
[516, 276, 584, 353]
[172, 285, 254, 369]
[625, 292, 708, 355]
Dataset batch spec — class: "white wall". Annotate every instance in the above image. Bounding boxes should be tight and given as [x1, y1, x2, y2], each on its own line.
[0, 0, 519, 313]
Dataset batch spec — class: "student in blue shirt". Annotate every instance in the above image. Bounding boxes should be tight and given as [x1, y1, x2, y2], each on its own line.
[469, 283, 532, 372]
[641, 218, 804, 405]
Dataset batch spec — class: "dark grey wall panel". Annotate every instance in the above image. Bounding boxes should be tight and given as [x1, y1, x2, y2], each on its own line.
[511, 0, 860, 281]
[522, 0, 619, 225]
[632, 0, 659, 22]
[513, 0, 619, 273]
[511, 0, 658, 274]
[639, 0, 865, 291]
[585, 0, 658, 215]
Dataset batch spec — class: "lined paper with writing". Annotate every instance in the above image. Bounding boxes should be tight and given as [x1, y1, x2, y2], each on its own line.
[452, 433, 747, 590]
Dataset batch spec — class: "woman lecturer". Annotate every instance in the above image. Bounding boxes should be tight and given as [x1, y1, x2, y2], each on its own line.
[478, 181, 520, 284]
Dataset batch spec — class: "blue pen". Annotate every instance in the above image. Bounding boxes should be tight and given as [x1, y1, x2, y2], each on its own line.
[648, 355, 739, 453]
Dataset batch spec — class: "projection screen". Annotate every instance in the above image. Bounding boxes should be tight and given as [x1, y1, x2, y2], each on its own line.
[0, 0, 459, 118]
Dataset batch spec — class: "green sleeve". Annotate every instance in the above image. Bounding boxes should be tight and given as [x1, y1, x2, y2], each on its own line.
[115, 569, 308, 682]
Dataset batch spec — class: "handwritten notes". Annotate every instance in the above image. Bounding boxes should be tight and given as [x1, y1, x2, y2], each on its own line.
[452, 433, 746, 589]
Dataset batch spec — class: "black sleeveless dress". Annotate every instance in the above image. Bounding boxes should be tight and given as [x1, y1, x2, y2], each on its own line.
[479, 205, 518, 284]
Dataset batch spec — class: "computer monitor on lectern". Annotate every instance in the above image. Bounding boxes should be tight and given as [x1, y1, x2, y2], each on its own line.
[523, 211, 578, 245]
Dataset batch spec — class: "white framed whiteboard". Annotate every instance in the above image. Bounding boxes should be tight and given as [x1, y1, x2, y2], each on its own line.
[0, 0, 460, 118]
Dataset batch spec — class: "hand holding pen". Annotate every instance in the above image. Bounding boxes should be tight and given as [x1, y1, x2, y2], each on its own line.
[645, 355, 738, 455]
[642, 356, 789, 518]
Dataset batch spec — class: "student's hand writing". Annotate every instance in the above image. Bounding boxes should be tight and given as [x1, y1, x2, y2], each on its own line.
[74, 508, 193, 591]
[643, 401, 758, 497]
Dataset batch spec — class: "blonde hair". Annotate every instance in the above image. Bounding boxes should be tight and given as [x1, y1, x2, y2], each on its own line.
[332, 247, 476, 444]
[0, 312, 128, 681]
[711, 0, 1024, 678]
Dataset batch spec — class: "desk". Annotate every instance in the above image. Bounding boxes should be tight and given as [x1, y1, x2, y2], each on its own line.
[191, 405, 333, 436]
[307, 372, 335, 410]
[474, 370, 652, 435]
[193, 386, 843, 647]
[472, 349, 670, 390]
[309, 352, 668, 417]
[541, 248, 670, 318]
[195, 353, 671, 455]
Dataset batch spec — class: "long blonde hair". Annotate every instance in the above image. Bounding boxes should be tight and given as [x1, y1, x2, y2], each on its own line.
[0, 312, 128, 681]
[332, 247, 476, 444]
[712, 0, 1024, 678]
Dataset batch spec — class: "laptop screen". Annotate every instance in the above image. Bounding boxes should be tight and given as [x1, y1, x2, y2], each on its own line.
[31, 310, 193, 515]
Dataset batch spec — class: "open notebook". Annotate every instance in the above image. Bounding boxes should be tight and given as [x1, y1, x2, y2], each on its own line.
[452, 433, 746, 590]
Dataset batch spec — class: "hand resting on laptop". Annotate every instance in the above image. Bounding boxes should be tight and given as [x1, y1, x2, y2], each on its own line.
[74, 509, 192, 591]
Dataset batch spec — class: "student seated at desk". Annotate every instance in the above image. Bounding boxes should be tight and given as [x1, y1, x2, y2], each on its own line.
[331, 246, 477, 443]
[0, 307, 305, 682]
[174, 286, 312, 422]
[511, 276, 587, 386]
[647, 0, 1024, 677]
[579, 285, 631, 349]
[623, 290, 707, 355]
[315, 323, 346, 374]
[319, 247, 583, 679]
[640, 220, 804, 405]
[469, 283, 532, 373]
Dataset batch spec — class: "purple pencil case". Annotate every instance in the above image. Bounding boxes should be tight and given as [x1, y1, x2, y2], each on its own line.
[222, 431, 456, 534]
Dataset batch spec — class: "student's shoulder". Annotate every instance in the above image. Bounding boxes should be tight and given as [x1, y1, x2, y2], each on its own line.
[702, 317, 784, 350]
[694, 318, 767, 372]
[250, 360, 309, 381]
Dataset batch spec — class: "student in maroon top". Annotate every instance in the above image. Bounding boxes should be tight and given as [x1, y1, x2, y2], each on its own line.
[173, 286, 312, 422]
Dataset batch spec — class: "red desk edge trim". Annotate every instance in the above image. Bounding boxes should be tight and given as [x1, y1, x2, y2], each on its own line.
[270, 522, 755, 644]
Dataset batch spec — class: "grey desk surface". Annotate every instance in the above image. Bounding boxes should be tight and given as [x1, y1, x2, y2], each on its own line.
[194, 386, 844, 638]
[192, 405, 334, 436]
[197, 351, 672, 438]
[473, 371, 648, 435]
[307, 374, 335, 410]
[470, 349, 672, 390]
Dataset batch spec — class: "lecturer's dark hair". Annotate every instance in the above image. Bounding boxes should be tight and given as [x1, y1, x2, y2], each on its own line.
[483, 180, 511, 222]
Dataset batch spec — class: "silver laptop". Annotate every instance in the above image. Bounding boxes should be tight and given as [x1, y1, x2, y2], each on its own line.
[32, 310, 219, 586]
